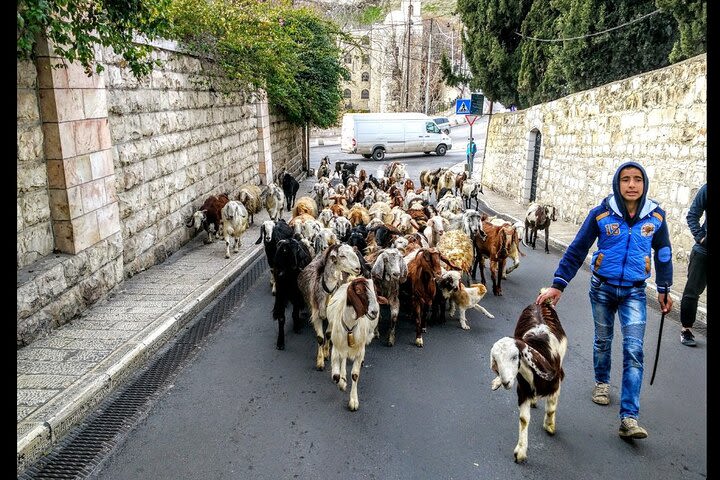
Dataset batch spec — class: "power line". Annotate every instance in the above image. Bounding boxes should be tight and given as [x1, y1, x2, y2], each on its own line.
[515, 8, 662, 43]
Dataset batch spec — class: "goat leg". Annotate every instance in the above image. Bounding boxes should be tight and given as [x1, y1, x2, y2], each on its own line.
[414, 305, 424, 347]
[514, 399, 531, 463]
[545, 226, 550, 254]
[348, 351, 364, 411]
[276, 316, 286, 350]
[543, 385, 561, 435]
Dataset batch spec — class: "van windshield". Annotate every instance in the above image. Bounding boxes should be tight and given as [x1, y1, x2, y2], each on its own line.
[426, 122, 440, 134]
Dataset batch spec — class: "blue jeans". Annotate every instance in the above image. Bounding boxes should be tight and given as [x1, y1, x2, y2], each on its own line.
[589, 275, 647, 420]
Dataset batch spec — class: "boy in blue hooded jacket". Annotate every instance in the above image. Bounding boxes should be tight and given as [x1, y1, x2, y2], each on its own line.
[536, 161, 673, 440]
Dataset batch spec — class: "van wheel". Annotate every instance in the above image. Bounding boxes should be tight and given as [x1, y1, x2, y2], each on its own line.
[435, 144, 447, 156]
[362, 154, 372, 159]
[372, 148, 385, 161]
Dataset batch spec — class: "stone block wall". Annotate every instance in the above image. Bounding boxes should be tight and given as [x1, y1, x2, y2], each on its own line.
[17, 59, 53, 268]
[480, 54, 706, 264]
[270, 110, 304, 178]
[18, 39, 306, 348]
[100, 44, 262, 277]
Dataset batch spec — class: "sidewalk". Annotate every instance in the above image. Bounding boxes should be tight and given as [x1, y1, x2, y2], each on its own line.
[16, 160, 705, 475]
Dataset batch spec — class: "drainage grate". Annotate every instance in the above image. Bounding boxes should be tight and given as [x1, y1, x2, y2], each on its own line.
[20, 253, 268, 480]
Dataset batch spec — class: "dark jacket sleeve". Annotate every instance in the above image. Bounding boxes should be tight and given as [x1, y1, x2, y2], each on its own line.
[652, 208, 673, 294]
[551, 209, 600, 291]
[686, 184, 707, 244]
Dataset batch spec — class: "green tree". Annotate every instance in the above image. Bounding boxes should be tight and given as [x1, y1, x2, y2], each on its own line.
[517, 1, 565, 106]
[552, 0, 677, 94]
[169, 0, 350, 128]
[455, 0, 533, 107]
[17, 0, 171, 76]
[656, 0, 706, 62]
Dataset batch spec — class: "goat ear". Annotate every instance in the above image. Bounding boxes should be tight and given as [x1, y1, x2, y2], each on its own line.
[520, 344, 556, 381]
[399, 257, 408, 281]
[371, 255, 385, 280]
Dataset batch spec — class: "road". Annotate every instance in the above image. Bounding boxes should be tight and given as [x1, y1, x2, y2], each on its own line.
[91, 141, 706, 480]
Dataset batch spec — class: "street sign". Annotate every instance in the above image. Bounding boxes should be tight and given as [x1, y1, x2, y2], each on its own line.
[465, 115, 478, 126]
[470, 93, 484, 115]
[455, 99, 471, 115]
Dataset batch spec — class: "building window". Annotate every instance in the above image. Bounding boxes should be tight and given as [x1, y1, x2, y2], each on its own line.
[362, 54, 369, 65]
[343, 89, 352, 98]
[344, 54, 352, 64]
[361, 89, 369, 99]
[361, 36, 370, 45]
[361, 72, 369, 82]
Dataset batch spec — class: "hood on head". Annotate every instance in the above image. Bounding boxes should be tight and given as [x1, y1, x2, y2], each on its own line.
[612, 161, 648, 225]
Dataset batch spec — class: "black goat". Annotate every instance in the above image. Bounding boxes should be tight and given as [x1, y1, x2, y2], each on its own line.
[255, 218, 294, 296]
[272, 236, 313, 350]
[281, 172, 300, 212]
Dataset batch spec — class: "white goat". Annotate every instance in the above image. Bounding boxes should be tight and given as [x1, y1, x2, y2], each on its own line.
[264, 182, 285, 221]
[220, 200, 249, 258]
[327, 276, 385, 411]
[298, 243, 363, 371]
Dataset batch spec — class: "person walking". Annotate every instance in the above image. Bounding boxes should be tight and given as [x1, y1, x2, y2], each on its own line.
[536, 161, 673, 440]
[679, 183, 707, 347]
[466, 138, 477, 171]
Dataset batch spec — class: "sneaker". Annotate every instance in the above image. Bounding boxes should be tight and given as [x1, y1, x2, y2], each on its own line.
[619, 417, 648, 439]
[592, 382, 610, 405]
[681, 329, 697, 347]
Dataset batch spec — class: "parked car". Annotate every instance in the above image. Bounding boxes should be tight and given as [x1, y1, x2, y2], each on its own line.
[432, 117, 451, 134]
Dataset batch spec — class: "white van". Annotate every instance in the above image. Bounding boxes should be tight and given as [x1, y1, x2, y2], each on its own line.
[340, 112, 452, 161]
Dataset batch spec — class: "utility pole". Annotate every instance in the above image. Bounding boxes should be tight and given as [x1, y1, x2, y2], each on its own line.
[478, 99, 494, 194]
[450, 27, 454, 67]
[404, 3, 413, 111]
[424, 18, 433, 115]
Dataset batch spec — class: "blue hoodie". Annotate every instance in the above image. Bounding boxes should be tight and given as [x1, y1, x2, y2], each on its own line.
[551, 161, 673, 293]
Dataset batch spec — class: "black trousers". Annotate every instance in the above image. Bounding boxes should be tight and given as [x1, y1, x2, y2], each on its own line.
[680, 249, 707, 328]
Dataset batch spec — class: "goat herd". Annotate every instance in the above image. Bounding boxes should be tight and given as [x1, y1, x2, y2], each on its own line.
[186, 157, 562, 462]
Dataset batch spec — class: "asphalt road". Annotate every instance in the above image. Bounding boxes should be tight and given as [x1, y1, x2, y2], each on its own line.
[92, 143, 706, 480]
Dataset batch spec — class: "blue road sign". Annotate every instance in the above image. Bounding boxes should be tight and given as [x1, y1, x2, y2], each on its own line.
[455, 99, 471, 115]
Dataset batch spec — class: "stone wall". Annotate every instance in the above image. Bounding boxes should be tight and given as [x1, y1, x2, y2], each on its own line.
[270, 110, 305, 178]
[480, 54, 706, 264]
[17, 40, 306, 348]
[17, 59, 53, 268]
[101, 46, 263, 277]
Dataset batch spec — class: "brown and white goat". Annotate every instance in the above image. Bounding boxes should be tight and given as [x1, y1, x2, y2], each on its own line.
[298, 243, 363, 370]
[439, 270, 495, 330]
[490, 300, 567, 463]
[327, 276, 387, 411]
[524, 203, 557, 254]
[186, 193, 230, 244]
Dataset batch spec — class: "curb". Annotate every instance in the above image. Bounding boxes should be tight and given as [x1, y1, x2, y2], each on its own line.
[16, 244, 265, 474]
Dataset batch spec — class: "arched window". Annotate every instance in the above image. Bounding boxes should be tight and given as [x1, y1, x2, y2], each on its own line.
[361, 72, 370, 82]
[361, 89, 369, 99]
[344, 54, 352, 64]
[361, 54, 369, 65]
[343, 89, 352, 98]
